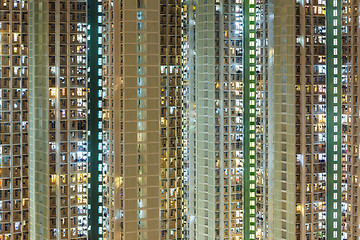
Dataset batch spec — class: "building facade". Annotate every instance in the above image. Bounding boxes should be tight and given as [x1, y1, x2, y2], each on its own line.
[182, 0, 296, 239]
[101, 0, 182, 239]
[29, 0, 88, 239]
[341, 1, 360, 239]
[101, 0, 163, 238]
[87, 0, 103, 238]
[0, 1, 29, 239]
[1, 1, 360, 240]
[295, 0, 344, 239]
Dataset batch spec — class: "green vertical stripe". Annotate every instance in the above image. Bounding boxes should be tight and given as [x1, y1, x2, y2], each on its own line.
[326, 0, 341, 239]
[88, 0, 103, 238]
[244, 1, 256, 239]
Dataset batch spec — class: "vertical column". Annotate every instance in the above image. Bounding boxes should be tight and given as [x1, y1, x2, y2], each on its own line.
[101, 0, 117, 238]
[159, 0, 183, 238]
[267, 0, 296, 239]
[87, 0, 103, 239]
[117, 0, 160, 239]
[295, 1, 307, 239]
[254, 1, 268, 238]
[243, 1, 256, 239]
[326, 0, 341, 239]
[0, 1, 30, 239]
[28, 0, 50, 239]
[194, 0, 216, 238]
[181, 2, 197, 239]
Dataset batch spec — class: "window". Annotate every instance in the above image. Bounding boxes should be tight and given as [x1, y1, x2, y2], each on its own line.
[137, 0, 145, 8]
[137, 22, 144, 31]
[137, 89, 145, 98]
[137, 99, 146, 108]
[137, 11, 144, 20]
[137, 111, 146, 120]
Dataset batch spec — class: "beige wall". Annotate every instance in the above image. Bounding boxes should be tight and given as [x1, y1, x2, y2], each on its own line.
[268, 0, 296, 239]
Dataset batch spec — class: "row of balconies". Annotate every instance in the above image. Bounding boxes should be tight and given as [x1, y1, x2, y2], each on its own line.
[48, 101, 87, 111]
[160, 158, 181, 168]
[160, 3, 181, 15]
[0, 221, 29, 234]
[160, 15, 181, 26]
[50, 227, 88, 239]
[0, 78, 28, 88]
[48, 10, 86, 23]
[161, 101, 181, 110]
[160, 46, 181, 56]
[161, 209, 181, 220]
[48, 55, 86, 66]
[0, 100, 28, 112]
[50, 194, 86, 206]
[0, 55, 28, 67]
[0, 66, 28, 77]
[160, 127, 181, 137]
[160, 148, 181, 159]
[0, 177, 27, 189]
[160, 36, 181, 46]
[0, 211, 23, 222]
[49, 163, 87, 175]
[49, 132, 85, 143]
[161, 219, 181, 231]
[161, 230, 181, 240]
[0, 199, 29, 211]
[48, 67, 86, 77]
[0, 1, 28, 10]
[160, 179, 181, 190]
[0, 45, 28, 55]
[5, 91, 27, 101]
[0, 155, 27, 167]
[0, 144, 28, 156]
[48, 120, 86, 131]
[160, 189, 181, 200]
[51, 77, 86, 88]
[160, 138, 181, 151]
[160, 168, 181, 179]
[160, 77, 182, 87]
[160, 87, 181, 97]
[0, 189, 28, 200]
[0, 11, 27, 23]
[0, 167, 28, 178]
[49, 216, 87, 229]
[49, 185, 86, 197]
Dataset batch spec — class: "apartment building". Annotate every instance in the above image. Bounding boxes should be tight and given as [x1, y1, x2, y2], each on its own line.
[0, 1, 29, 239]
[87, 0, 103, 238]
[1, 1, 360, 240]
[341, 1, 360, 239]
[295, 0, 344, 239]
[182, 0, 297, 239]
[28, 1, 88, 239]
[101, 0, 182, 239]
[159, 0, 183, 239]
[182, 0, 277, 239]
